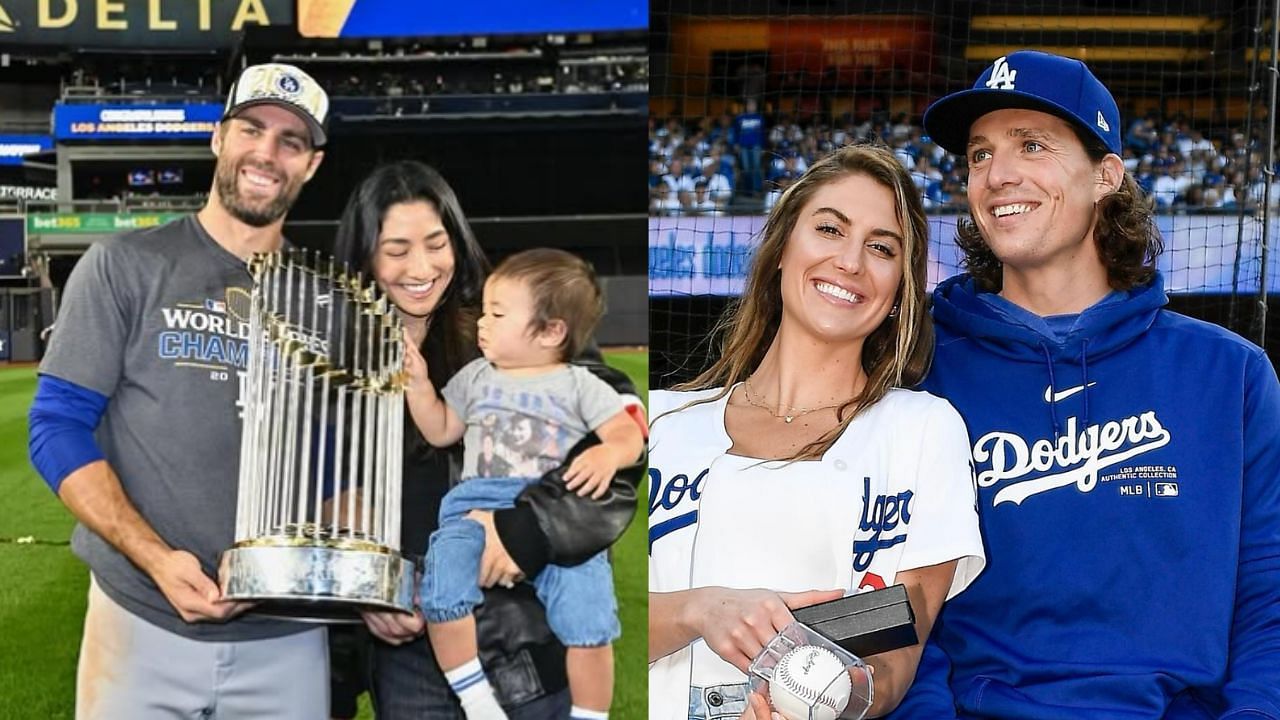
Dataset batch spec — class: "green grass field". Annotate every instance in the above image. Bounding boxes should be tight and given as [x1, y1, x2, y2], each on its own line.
[0, 351, 648, 719]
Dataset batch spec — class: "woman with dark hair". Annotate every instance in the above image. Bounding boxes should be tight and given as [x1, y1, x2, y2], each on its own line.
[647, 144, 987, 719]
[332, 160, 489, 395]
[330, 160, 643, 719]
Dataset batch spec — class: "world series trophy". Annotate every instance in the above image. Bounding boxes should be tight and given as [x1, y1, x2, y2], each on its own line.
[218, 249, 415, 621]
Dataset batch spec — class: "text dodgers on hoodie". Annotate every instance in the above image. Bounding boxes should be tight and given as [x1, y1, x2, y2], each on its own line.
[902, 272, 1280, 719]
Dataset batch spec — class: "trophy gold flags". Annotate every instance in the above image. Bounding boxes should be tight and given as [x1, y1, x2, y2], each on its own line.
[219, 249, 414, 620]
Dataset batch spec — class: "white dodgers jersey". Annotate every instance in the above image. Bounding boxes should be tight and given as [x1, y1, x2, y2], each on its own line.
[647, 387, 986, 719]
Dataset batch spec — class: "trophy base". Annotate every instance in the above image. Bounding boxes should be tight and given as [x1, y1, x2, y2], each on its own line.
[219, 542, 415, 624]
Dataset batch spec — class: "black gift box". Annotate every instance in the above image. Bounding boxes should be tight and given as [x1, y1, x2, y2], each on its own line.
[791, 584, 918, 658]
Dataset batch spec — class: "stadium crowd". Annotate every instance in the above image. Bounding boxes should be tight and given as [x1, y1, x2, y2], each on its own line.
[58, 40, 645, 119]
[649, 108, 1280, 216]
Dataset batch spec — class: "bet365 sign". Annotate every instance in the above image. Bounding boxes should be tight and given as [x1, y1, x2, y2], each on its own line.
[0, 0, 292, 47]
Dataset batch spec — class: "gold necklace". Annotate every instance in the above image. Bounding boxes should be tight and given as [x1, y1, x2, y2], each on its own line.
[742, 377, 856, 423]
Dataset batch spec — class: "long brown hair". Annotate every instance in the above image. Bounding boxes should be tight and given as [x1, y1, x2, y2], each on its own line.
[958, 126, 1163, 292]
[668, 142, 934, 460]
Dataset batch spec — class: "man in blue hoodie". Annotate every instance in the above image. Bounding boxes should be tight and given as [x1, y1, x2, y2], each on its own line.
[891, 50, 1280, 719]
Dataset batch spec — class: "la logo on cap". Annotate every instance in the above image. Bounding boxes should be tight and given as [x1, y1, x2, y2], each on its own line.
[985, 56, 1017, 90]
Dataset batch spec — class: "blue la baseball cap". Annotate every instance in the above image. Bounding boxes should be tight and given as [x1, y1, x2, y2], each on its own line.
[923, 50, 1121, 156]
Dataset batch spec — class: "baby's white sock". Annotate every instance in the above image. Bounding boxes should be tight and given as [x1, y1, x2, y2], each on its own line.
[445, 658, 508, 720]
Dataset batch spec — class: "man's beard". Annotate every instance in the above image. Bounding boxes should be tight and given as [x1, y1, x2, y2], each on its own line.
[214, 157, 303, 228]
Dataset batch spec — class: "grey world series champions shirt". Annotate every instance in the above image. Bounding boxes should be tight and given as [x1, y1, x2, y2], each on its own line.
[40, 215, 308, 641]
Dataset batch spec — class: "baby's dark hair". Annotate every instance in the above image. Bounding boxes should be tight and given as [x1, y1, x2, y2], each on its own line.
[490, 248, 603, 361]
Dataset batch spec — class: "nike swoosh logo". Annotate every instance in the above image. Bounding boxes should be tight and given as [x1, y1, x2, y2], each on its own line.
[1043, 382, 1097, 403]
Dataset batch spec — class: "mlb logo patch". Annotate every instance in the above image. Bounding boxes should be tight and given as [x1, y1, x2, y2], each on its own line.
[1154, 482, 1179, 497]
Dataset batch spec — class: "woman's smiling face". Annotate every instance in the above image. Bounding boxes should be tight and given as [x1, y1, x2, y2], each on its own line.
[777, 172, 906, 345]
[371, 200, 456, 319]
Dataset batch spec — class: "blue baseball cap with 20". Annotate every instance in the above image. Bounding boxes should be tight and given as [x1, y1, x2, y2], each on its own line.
[923, 50, 1121, 157]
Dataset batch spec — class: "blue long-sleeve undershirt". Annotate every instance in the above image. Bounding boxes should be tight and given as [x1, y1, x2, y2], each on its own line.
[28, 374, 108, 494]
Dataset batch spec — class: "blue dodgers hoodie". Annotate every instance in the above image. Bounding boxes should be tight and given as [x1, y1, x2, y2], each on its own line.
[892, 273, 1280, 720]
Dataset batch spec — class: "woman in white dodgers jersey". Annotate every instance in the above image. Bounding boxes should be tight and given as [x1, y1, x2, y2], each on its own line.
[648, 143, 986, 719]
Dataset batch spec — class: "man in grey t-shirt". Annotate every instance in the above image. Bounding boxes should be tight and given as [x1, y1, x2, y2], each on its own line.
[28, 64, 330, 719]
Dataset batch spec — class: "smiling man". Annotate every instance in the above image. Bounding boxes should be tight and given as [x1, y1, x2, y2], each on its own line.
[28, 63, 329, 718]
[890, 50, 1280, 719]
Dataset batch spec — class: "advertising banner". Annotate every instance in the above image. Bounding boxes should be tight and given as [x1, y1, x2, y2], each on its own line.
[649, 214, 1280, 296]
[27, 212, 185, 234]
[298, 0, 645, 38]
[0, 0, 291, 47]
[669, 15, 933, 80]
[0, 186, 56, 201]
[53, 103, 222, 141]
[0, 135, 52, 166]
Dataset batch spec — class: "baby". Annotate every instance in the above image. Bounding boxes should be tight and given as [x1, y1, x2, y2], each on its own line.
[404, 248, 644, 720]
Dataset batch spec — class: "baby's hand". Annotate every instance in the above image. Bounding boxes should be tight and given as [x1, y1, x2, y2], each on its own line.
[402, 329, 430, 388]
[563, 445, 618, 499]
